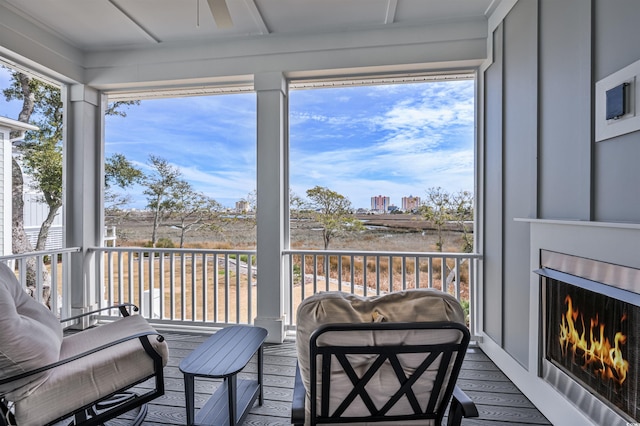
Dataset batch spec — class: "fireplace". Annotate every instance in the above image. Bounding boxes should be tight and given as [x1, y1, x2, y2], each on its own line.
[536, 250, 640, 423]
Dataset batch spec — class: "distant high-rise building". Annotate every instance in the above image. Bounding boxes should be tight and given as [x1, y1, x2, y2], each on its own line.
[235, 200, 250, 213]
[402, 195, 421, 212]
[371, 195, 390, 212]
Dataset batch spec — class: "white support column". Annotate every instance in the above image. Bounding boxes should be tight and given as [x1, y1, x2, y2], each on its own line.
[254, 72, 288, 343]
[64, 84, 104, 328]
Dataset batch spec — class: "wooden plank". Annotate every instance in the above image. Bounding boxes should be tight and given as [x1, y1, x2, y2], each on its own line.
[456, 378, 526, 394]
[462, 390, 537, 408]
[460, 359, 503, 371]
[473, 405, 553, 424]
[458, 368, 513, 382]
[109, 330, 552, 425]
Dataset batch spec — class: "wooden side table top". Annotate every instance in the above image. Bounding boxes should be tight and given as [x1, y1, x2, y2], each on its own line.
[179, 325, 268, 378]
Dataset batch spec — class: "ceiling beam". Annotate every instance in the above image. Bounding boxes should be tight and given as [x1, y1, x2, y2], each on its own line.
[384, 0, 398, 24]
[207, 0, 233, 29]
[245, 0, 269, 34]
[107, 0, 161, 43]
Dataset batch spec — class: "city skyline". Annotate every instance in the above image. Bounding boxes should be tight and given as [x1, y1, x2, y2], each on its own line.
[0, 67, 475, 210]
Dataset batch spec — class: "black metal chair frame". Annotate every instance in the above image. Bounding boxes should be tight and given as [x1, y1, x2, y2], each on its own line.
[0, 304, 165, 426]
[291, 321, 479, 426]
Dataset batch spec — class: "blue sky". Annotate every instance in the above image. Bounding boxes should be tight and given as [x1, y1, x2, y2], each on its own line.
[290, 82, 474, 209]
[105, 93, 257, 209]
[1, 66, 474, 210]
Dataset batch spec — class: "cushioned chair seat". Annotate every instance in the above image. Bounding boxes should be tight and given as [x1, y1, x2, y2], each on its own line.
[0, 264, 63, 401]
[14, 315, 169, 426]
[0, 262, 169, 426]
[293, 290, 477, 426]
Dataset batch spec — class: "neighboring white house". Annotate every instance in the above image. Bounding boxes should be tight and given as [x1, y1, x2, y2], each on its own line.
[22, 192, 63, 250]
[0, 117, 40, 256]
[11, 133, 64, 251]
[7, 121, 107, 251]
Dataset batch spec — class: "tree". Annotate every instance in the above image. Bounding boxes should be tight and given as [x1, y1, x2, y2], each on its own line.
[3, 70, 63, 292]
[143, 155, 182, 247]
[305, 186, 363, 249]
[3, 66, 140, 262]
[21, 139, 62, 250]
[105, 100, 140, 116]
[105, 153, 143, 212]
[451, 190, 474, 253]
[168, 180, 222, 248]
[7, 73, 35, 277]
[420, 187, 452, 252]
[3, 70, 62, 258]
[2, 66, 141, 294]
[289, 189, 308, 229]
[244, 189, 257, 212]
[105, 153, 144, 190]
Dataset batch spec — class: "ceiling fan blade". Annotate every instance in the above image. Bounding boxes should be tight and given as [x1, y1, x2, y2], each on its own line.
[207, 0, 233, 29]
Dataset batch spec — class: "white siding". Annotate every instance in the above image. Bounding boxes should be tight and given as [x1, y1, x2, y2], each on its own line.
[23, 193, 63, 250]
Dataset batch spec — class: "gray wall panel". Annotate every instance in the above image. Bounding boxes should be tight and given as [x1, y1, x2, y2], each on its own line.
[538, 0, 592, 220]
[483, 24, 504, 345]
[594, 0, 640, 221]
[502, 0, 538, 367]
[594, 0, 640, 80]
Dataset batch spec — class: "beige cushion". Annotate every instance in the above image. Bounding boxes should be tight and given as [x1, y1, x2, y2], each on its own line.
[0, 263, 63, 400]
[14, 314, 169, 426]
[296, 290, 466, 425]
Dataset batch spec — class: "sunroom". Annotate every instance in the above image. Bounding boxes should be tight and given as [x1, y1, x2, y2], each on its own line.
[1, 1, 640, 425]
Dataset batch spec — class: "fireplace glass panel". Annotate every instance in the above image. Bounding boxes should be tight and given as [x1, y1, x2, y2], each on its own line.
[546, 278, 639, 420]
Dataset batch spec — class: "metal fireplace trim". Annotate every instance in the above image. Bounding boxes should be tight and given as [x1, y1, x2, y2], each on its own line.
[535, 249, 640, 425]
[540, 250, 640, 295]
[541, 359, 630, 426]
[534, 266, 640, 307]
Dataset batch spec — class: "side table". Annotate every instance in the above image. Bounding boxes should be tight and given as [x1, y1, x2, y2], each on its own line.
[179, 325, 268, 426]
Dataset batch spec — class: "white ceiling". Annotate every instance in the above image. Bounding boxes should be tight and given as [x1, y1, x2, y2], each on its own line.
[1, 0, 499, 52]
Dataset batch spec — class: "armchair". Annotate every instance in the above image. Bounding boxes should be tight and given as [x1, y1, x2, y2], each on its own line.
[291, 290, 479, 426]
[0, 262, 168, 426]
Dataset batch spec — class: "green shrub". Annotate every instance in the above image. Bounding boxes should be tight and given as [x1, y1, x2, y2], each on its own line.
[229, 254, 257, 266]
[460, 299, 470, 326]
[143, 238, 175, 249]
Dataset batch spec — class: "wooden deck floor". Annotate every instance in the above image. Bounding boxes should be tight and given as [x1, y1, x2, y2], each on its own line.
[112, 331, 552, 426]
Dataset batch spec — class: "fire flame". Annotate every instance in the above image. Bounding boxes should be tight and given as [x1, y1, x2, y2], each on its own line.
[558, 295, 629, 386]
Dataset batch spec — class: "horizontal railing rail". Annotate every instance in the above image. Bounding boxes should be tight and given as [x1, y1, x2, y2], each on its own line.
[0, 247, 81, 320]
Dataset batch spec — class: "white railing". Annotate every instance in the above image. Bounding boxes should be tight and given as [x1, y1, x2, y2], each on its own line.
[90, 247, 258, 327]
[283, 250, 481, 336]
[91, 247, 481, 335]
[0, 247, 81, 320]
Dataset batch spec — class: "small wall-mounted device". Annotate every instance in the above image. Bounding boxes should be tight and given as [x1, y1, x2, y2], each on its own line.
[595, 58, 640, 142]
[605, 83, 628, 120]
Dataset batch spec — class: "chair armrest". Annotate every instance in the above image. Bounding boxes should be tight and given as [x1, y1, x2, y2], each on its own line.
[60, 303, 139, 323]
[291, 362, 306, 426]
[447, 386, 478, 426]
[0, 330, 163, 387]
